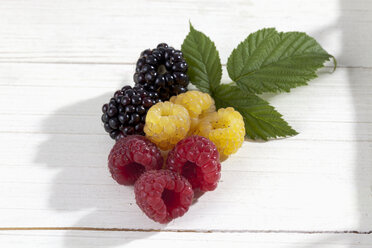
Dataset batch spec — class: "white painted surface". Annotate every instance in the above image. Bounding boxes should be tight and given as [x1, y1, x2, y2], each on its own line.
[2, 231, 372, 248]
[0, 0, 371, 247]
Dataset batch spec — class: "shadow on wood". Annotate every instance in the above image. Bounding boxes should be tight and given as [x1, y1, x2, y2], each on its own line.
[35, 93, 159, 247]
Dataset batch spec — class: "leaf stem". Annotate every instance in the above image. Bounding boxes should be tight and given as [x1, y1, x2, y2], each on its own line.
[330, 55, 337, 73]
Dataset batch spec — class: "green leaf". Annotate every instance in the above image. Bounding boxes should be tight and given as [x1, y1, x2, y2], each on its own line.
[227, 28, 333, 94]
[213, 84, 298, 140]
[181, 23, 222, 94]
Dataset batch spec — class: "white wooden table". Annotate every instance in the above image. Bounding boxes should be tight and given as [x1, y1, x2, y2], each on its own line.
[1, 0, 371, 247]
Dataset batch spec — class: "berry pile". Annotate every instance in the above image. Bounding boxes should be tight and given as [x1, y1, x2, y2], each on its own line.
[145, 91, 245, 155]
[102, 45, 246, 224]
[134, 43, 189, 101]
[108, 134, 220, 223]
[101, 85, 160, 140]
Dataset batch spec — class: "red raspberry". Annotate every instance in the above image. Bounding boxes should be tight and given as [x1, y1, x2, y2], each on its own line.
[108, 135, 163, 185]
[166, 136, 221, 191]
[134, 170, 194, 224]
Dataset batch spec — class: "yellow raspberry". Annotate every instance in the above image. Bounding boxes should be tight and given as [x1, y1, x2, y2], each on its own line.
[144, 101, 190, 150]
[170, 91, 215, 133]
[194, 107, 245, 157]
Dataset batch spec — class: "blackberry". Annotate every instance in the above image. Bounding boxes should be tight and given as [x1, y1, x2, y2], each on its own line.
[101, 85, 160, 140]
[133, 43, 189, 101]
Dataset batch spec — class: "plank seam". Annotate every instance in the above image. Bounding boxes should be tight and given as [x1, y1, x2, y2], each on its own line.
[0, 227, 371, 234]
[0, 61, 370, 69]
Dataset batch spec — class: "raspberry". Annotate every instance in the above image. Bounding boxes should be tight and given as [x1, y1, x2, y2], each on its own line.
[170, 91, 215, 133]
[101, 85, 161, 140]
[133, 43, 189, 101]
[134, 170, 194, 224]
[108, 135, 163, 185]
[166, 136, 221, 191]
[194, 107, 245, 157]
[144, 101, 190, 150]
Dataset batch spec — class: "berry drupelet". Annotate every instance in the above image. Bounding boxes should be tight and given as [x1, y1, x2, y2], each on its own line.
[133, 43, 189, 101]
[101, 85, 161, 140]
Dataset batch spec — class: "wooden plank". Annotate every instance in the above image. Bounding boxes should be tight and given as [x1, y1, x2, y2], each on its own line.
[0, 63, 133, 88]
[0, 64, 371, 123]
[0, 0, 371, 67]
[0, 132, 371, 230]
[1, 114, 372, 142]
[1, 231, 372, 248]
